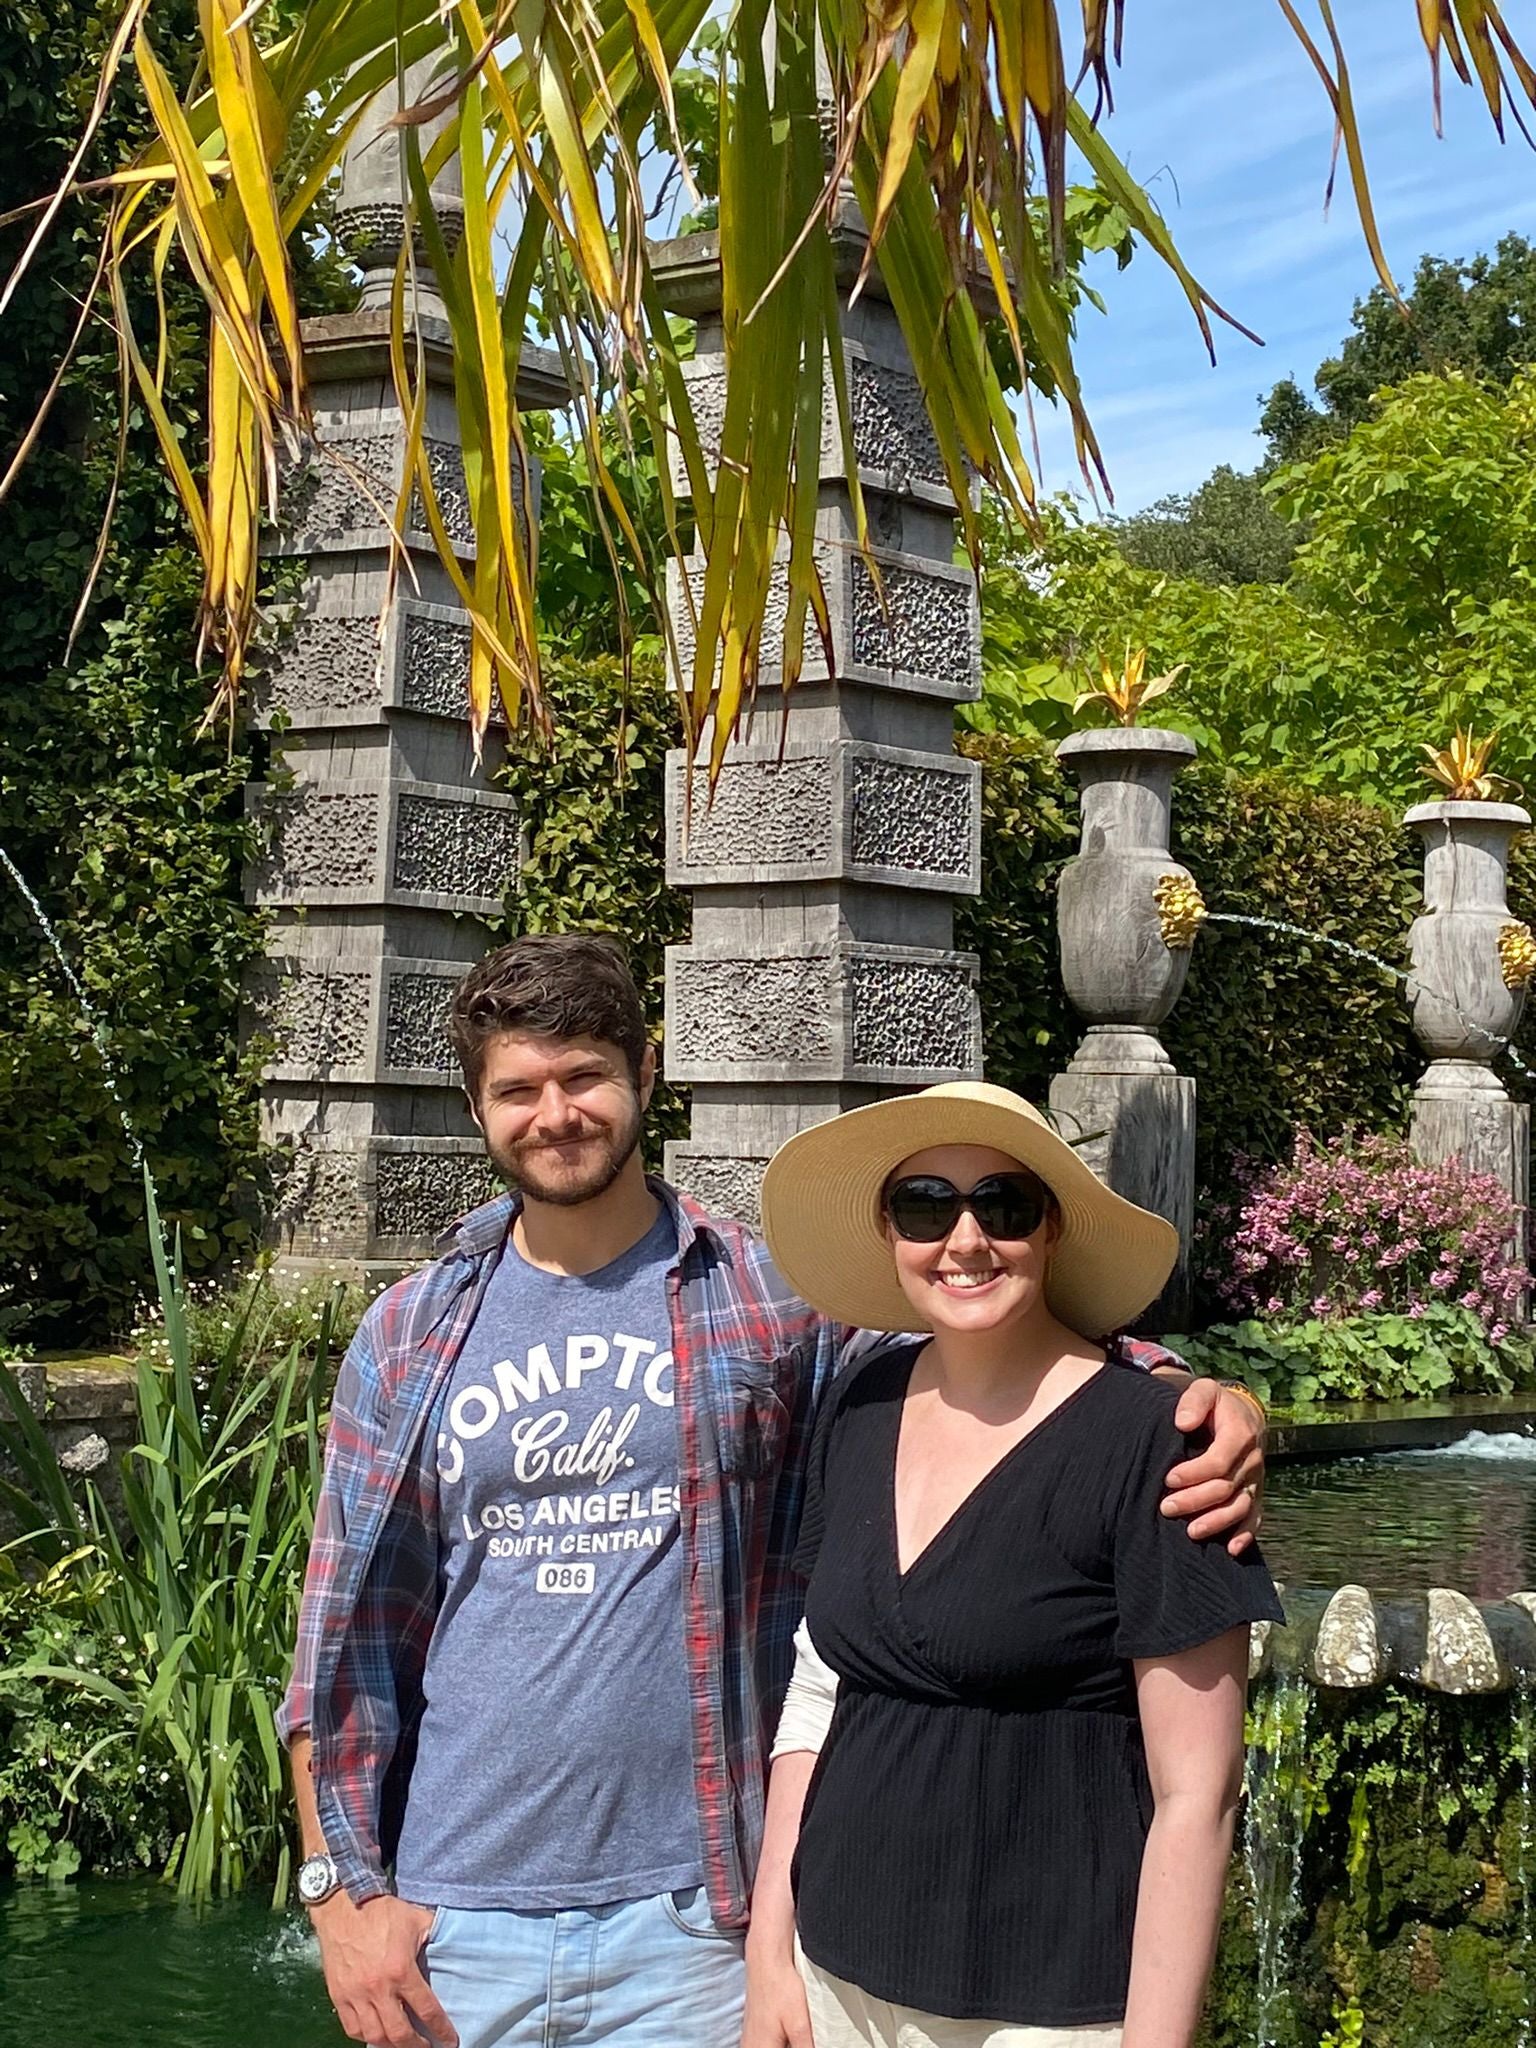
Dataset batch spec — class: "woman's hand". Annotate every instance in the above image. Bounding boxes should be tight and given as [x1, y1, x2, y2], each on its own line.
[1159, 1377, 1265, 1555]
[741, 1951, 815, 2048]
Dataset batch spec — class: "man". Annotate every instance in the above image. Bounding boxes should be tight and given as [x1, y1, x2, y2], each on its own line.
[282, 934, 1264, 2048]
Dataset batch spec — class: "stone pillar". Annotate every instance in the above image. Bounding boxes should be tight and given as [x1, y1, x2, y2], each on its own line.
[651, 211, 983, 1226]
[1405, 799, 1532, 1299]
[243, 67, 567, 1280]
[1047, 728, 1199, 1329]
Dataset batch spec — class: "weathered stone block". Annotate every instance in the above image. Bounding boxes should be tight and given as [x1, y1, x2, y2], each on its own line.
[663, 1148, 773, 1229]
[1047, 1064, 1195, 1331]
[665, 943, 980, 1086]
[666, 742, 979, 893]
[248, 777, 520, 916]
[674, 342, 952, 507]
[247, 959, 374, 1078]
[267, 1134, 496, 1262]
[667, 534, 979, 701]
[275, 428, 475, 558]
[257, 597, 504, 732]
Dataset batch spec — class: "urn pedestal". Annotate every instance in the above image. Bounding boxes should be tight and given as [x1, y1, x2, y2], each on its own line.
[1405, 800, 1532, 1310]
[1048, 728, 1199, 1330]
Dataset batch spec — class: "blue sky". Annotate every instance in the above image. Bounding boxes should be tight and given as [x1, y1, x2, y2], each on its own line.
[1030, 0, 1536, 513]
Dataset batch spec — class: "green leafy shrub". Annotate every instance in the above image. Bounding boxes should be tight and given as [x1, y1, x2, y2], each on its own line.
[1174, 1304, 1536, 1408]
[495, 655, 691, 1160]
[0, 1555, 180, 1883]
[0, 1178, 335, 1899]
[0, 0, 352, 1348]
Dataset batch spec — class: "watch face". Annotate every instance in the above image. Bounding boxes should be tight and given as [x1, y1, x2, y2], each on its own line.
[298, 1856, 336, 1904]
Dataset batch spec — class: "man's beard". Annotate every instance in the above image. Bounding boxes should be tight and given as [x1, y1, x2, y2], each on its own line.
[486, 1099, 644, 1208]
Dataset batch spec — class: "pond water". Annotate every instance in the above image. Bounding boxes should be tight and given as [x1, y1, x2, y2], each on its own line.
[1262, 1431, 1536, 1597]
[0, 1877, 340, 2048]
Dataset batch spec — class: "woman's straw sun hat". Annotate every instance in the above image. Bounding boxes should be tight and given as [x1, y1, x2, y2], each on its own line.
[759, 1080, 1180, 1339]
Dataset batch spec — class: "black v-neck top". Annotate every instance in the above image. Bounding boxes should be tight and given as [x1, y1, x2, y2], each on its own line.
[790, 1345, 1283, 2026]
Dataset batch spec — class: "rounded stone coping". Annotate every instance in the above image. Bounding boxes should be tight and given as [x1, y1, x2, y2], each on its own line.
[1056, 726, 1198, 763]
[1254, 1584, 1536, 1693]
[1403, 798, 1531, 830]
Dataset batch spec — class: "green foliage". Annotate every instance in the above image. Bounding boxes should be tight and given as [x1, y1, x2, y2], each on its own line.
[1113, 465, 1298, 588]
[0, 1176, 334, 1900]
[1261, 233, 1536, 465]
[0, 0, 350, 1347]
[1174, 1306, 1536, 1409]
[0, 1556, 180, 1883]
[494, 657, 691, 1160]
[1202, 1682, 1536, 2048]
[975, 372, 1536, 809]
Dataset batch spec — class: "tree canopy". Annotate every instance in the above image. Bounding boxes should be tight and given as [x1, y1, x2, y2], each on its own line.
[1262, 233, 1536, 466]
[977, 371, 1536, 812]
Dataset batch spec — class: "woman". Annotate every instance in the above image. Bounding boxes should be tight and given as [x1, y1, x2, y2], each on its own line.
[744, 1080, 1282, 2048]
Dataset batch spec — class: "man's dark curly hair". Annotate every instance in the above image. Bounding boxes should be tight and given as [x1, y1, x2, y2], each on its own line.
[448, 934, 649, 1101]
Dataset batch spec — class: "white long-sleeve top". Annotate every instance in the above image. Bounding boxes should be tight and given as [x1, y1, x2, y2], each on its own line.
[769, 1619, 840, 1758]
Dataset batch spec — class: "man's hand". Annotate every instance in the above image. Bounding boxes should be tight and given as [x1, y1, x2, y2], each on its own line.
[1161, 1379, 1265, 1556]
[311, 1890, 456, 2048]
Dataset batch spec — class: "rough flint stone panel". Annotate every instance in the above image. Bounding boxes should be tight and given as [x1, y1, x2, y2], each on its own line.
[678, 357, 945, 495]
[849, 957, 978, 1071]
[400, 612, 475, 718]
[850, 558, 972, 683]
[847, 357, 945, 491]
[669, 541, 838, 677]
[667, 1152, 771, 1229]
[850, 758, 972, 875]
[392, 792, 521, 899]
[282, 432, 472, 547]
[249, 963, 372, 1071]
[257, 787, 380, 895]
[264, 616, 379, 716]
[374, 1150, 497, 1239]
[273, 1144, 368, 1247]
[384, 972, 456, 1074]
[331, 200, 466, 262]
[671, 958, 837, 1065]
[672, 756, 834, 870]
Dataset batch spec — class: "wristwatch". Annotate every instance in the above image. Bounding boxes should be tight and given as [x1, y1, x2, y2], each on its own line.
[297, 1852, 343, 1907]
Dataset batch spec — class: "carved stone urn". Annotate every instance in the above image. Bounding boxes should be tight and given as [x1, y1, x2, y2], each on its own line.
[1048, 726, 1201, 1329]
[1053, 727, 1200, 1072]
[1404, 800, 1532, 1302]
[1405, 800, 1531, 1067]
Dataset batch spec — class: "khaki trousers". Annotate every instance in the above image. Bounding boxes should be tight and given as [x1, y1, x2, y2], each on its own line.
[796, 1946, 1124, 2048]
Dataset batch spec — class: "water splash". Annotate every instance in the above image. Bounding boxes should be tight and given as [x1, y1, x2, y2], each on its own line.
[0, 841, 144, 1170]
[1244, 1672, 1313, 2048]
[1402, 1432, 1536, 1464]
[1206, 912, 1535, 1082]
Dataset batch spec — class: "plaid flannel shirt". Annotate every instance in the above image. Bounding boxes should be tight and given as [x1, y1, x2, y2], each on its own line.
[281, 1177, 1180, 1929]
[281, 1179, 849, 1928]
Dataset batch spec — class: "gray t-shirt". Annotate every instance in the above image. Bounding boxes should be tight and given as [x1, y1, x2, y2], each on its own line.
[393, 1205, 703, 1909]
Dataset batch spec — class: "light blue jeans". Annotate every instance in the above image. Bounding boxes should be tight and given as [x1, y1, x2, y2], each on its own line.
[418, 1887, 745, 2048]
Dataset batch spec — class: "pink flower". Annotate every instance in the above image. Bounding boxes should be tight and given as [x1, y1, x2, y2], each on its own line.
[1360, 1288, 1383, 1309]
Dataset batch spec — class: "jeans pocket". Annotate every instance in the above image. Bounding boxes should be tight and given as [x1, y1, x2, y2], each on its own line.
[422, 1904, 448, 1951]
[660, 1885, 728, 1940]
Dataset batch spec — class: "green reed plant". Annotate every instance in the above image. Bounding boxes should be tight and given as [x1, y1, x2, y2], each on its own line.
[0, 1169, 335, 1902]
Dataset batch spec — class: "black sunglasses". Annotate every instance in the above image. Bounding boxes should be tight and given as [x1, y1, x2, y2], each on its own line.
[883, 1172, 1054, 1245]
